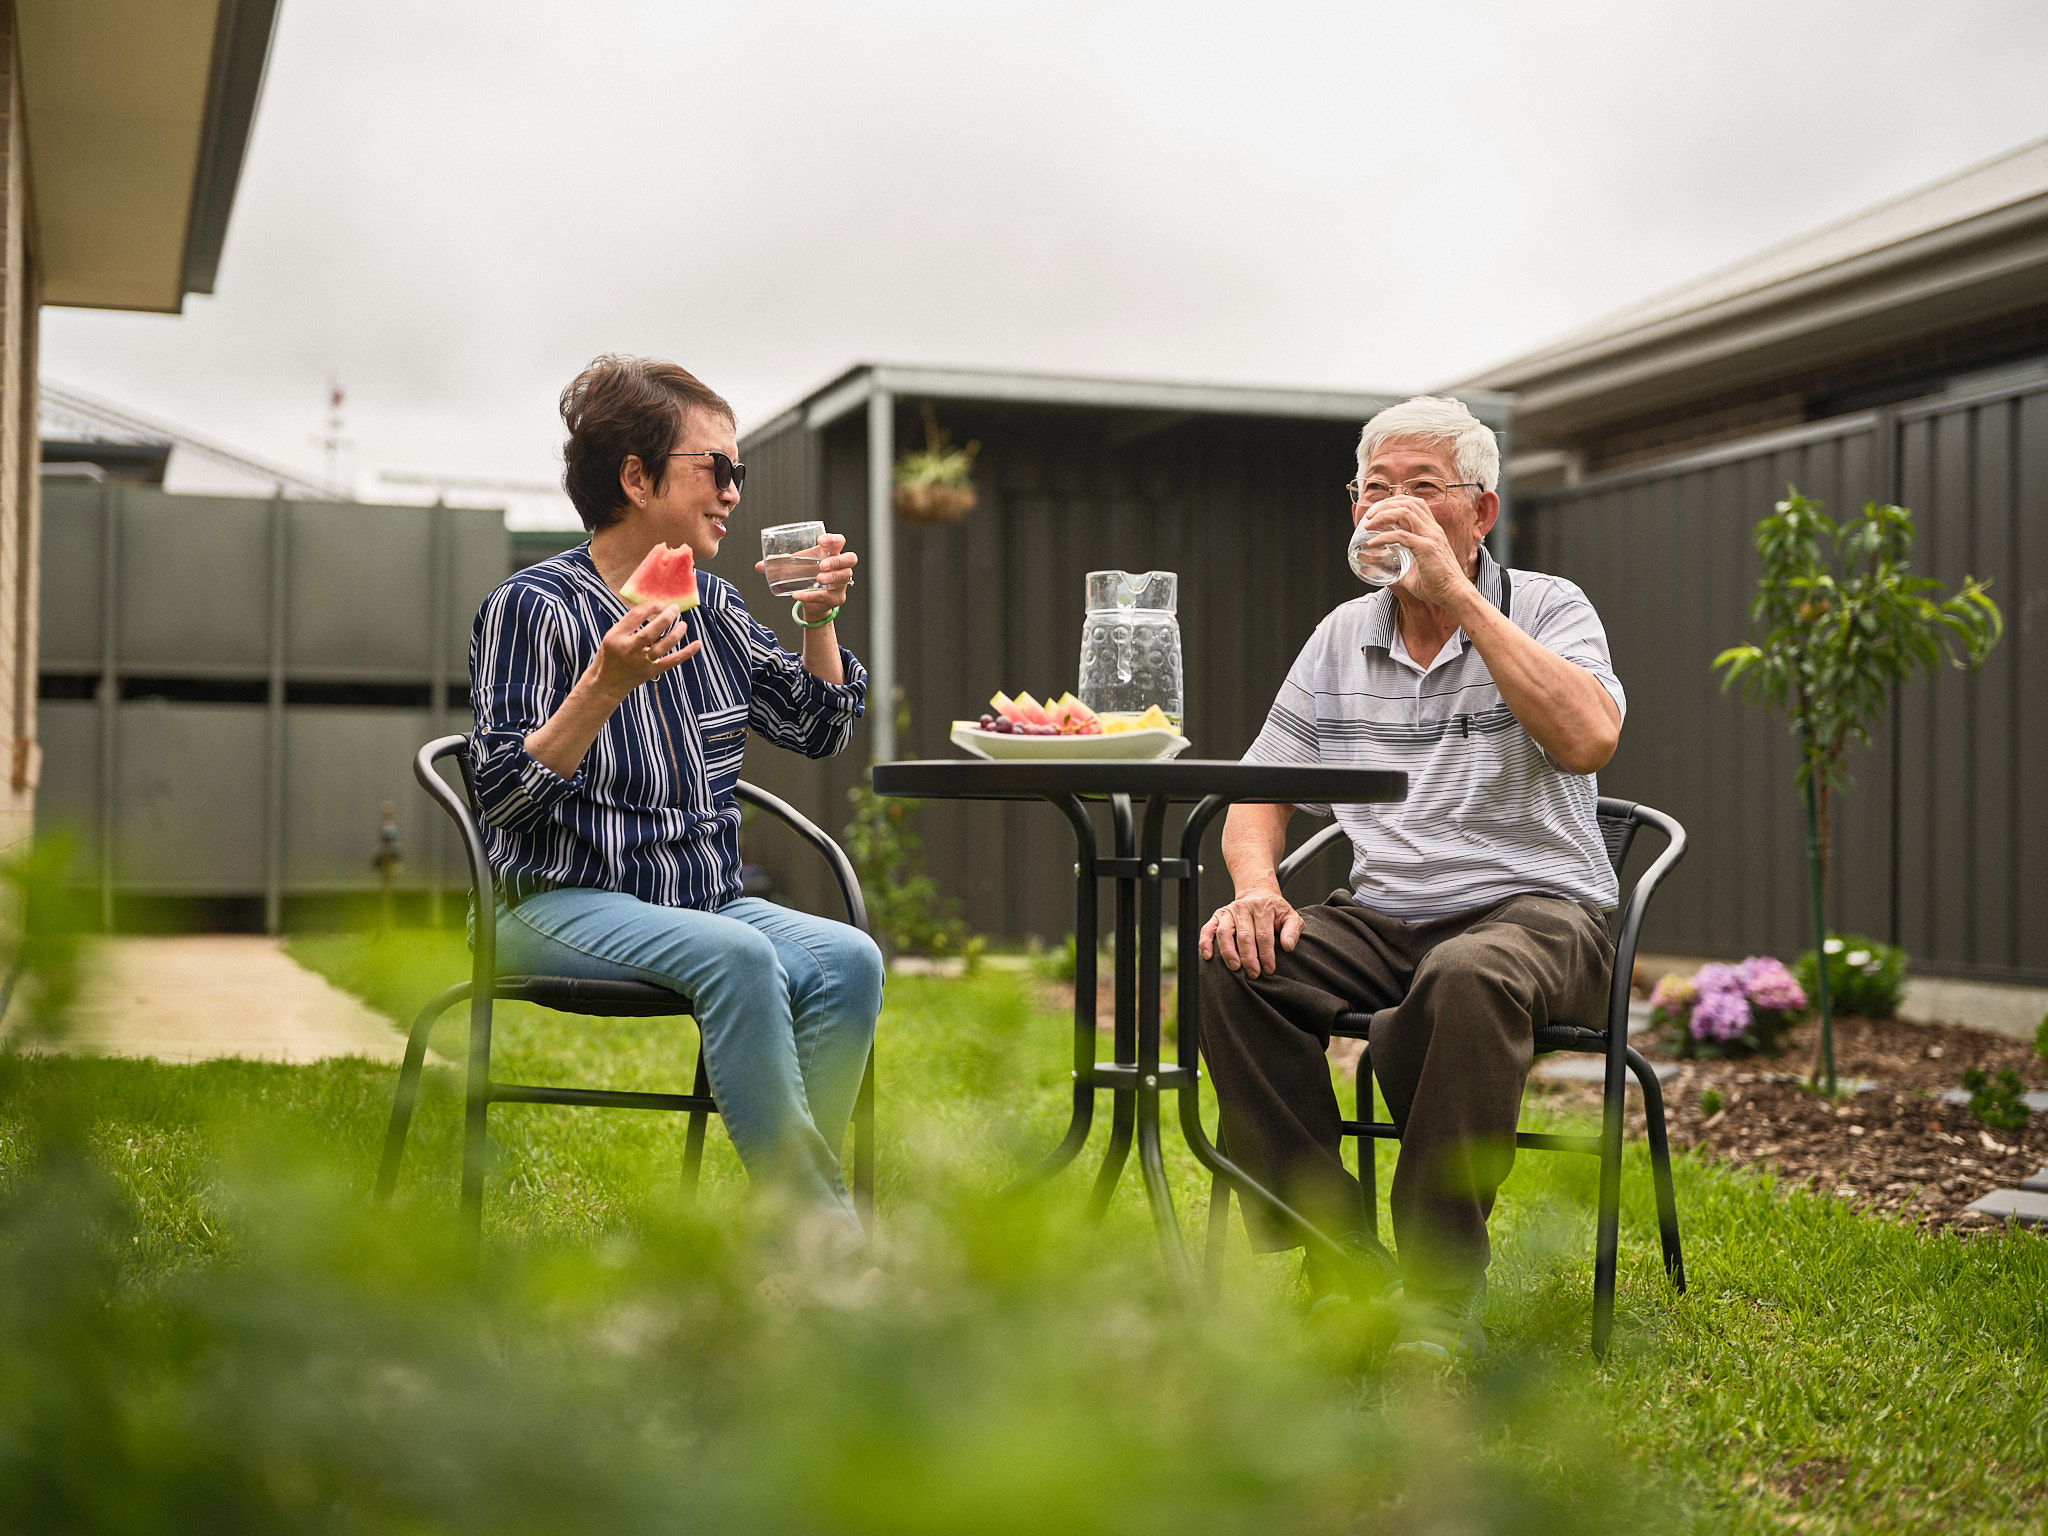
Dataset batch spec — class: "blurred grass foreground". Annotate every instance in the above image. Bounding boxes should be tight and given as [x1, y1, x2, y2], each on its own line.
[2, 896, 2045, 1530]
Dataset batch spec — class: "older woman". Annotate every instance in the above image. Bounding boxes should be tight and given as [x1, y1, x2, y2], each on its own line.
[468, 354, 882, 1255]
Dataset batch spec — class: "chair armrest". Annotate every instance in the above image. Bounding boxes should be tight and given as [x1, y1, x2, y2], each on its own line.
[1276, 822, 1349, 892]
[1605, 803, 1687, 1044]
[737, 780, 870, 935]
[414, 734, 496, 995]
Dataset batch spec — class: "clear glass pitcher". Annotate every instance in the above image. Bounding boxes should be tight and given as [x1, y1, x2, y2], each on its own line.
[1077, 570, 1182, 727]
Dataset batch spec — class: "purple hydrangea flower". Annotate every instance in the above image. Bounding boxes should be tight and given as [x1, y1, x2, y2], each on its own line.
[1737, 955, 1806, 1013]
[1689, 963, 1754, 1042]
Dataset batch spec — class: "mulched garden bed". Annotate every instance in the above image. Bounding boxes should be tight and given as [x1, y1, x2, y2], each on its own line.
[1550, 1014, 2048, 1231]
[1041, 972, 2046, 1231]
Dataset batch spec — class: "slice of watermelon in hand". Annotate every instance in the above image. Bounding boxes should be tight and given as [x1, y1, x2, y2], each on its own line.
[621, 544, 701, 612]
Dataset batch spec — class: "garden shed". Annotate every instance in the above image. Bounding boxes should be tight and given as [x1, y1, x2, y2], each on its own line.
[733, 364, 1512, 946]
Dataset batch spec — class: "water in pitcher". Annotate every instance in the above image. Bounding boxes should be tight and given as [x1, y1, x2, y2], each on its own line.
[1077, 570, 1183, 728]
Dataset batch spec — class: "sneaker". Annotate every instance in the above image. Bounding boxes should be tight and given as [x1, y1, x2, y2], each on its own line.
[1389, 1276, 1487, 1361]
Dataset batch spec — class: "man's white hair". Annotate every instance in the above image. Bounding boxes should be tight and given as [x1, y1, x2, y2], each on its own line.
[1355, 396, 1500, 494]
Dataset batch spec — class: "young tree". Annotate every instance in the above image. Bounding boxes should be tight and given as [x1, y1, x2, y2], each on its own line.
[1714, 490, 2001, 1095]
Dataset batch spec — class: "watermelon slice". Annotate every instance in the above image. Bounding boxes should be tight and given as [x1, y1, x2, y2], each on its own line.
[1052, 694, 1102, 734]
[990, 690, 1019, 723]
[1010, 691, 1054, 728]
[621, 543, 700, 610]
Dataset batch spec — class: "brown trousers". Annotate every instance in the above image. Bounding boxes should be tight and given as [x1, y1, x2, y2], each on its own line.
[1198, 891, 1613, 1291]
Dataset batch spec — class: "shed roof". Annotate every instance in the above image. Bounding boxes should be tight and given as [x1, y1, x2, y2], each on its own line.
[745, 362, 1510, 444]
[1451, 135, 2048, 443]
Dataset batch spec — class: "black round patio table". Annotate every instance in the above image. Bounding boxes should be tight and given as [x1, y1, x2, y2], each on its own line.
[872, 758, 1406, 1290]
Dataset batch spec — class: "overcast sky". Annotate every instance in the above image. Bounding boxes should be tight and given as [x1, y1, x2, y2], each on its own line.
[43, 0, 2048, 525]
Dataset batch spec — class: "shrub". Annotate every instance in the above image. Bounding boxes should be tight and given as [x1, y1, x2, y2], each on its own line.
[843, 762, 984, 970]
[1960, 1065, 2030, 1135]
[2033, 1013, 2047, 1067]
[1793, 935, 1907, 1019]
[1031, 933, 1080, 984]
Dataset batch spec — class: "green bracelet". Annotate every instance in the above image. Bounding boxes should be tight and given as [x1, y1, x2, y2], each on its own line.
[792, 601, 841, 629]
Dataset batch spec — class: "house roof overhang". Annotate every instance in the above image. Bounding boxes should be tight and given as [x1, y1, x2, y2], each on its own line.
[20, 0, 279, 313]
[1450, 136, 2048, 447]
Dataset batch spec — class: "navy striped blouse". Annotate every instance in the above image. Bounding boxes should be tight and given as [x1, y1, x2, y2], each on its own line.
[468, 544, 866, 910]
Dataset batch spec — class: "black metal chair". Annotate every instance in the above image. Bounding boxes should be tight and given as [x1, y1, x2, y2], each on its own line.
[1203, 797, 1688, 1355]
[375, 735, 876, 1239]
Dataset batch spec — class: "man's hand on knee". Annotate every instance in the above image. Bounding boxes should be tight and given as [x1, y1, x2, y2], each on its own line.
[1199, 890, 1302, 979]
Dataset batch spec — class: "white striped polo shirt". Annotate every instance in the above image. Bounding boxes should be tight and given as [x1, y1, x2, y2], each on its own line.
[1242, 547, 1624, 920]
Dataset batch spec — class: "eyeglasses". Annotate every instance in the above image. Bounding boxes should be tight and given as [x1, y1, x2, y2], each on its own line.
[669, 450, 746, 494]
[1346, 477, 1483, 505]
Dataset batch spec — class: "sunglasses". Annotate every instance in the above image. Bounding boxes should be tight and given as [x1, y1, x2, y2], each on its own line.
[667, 450, 746, 494]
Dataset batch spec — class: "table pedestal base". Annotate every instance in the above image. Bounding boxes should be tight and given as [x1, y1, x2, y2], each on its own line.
[1016, 790, 1398, 1295]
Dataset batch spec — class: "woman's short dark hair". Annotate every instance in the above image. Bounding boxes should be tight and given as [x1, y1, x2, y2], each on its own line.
[559, 355, 734, 531]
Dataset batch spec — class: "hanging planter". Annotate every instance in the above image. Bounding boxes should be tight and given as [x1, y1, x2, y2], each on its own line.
[893, 403, 980, 526]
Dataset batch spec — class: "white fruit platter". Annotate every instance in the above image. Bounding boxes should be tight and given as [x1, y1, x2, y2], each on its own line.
[949, 722, 1191, 761]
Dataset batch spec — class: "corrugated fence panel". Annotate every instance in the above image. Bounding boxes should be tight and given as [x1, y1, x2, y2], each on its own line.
[37, 482, 510, 915]
[119, 489, 273, 671]
[2015, 390, 2048, 975]
[39, 480, 102, 669]
[1522, 420, 1889, 963]
[1524, 381, 2043, 982]
[1893, 382, 2046, 980]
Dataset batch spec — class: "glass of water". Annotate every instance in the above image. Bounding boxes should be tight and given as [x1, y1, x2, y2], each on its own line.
[1347, 518, 1413, 587]
[761, 521, 826, 596]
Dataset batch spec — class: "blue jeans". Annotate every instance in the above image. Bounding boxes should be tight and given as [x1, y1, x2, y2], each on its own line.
[496, 890, 884, 1247]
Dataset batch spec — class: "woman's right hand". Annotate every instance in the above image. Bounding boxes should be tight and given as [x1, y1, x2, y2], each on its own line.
[584, 601, 701, 700]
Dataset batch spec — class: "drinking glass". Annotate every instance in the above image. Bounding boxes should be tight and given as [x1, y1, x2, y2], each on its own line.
[1347, 519, 1413, 587]
[761, 521, 826, 596]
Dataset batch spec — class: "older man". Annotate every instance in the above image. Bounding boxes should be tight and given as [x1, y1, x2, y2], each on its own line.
[1197, 395, 1624, 1358]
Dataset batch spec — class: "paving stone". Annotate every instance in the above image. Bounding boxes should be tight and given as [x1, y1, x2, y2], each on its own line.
[2021, 1167, 2048, 1194]
[1963, 1189, 2048, 1227]
[1938, 1087, 2048, 1112]
[1535, 1055, 1678, 1086]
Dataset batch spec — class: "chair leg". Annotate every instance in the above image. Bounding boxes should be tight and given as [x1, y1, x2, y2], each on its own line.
[375, 984, 469, 1204]
[853, 1047, 876, 1234]
[1591, 1076, 1625, 1358]
[1203, 1128, 1232, 1295]
[1627, 1046, 1686, 1293]
[1356, 1044, 1379, 1241]
[459, 987, 496, 1243]
[681, 1048, 712, 1206]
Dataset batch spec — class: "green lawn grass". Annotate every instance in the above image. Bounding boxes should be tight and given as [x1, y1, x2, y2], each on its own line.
[2, 928, 2043, 1533]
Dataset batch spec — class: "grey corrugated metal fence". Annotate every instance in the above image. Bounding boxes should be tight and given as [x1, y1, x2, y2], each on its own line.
[37, 477, 504, 929]
[1519, 375, 2046, 983]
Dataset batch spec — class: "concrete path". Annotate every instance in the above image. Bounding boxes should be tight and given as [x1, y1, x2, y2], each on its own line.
[5, 936, 411, 1065]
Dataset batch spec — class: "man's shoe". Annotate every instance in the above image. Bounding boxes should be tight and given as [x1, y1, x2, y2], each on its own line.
[1302, 1230, 1399, 1307]
[1389, 1276, 1487, 1361]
